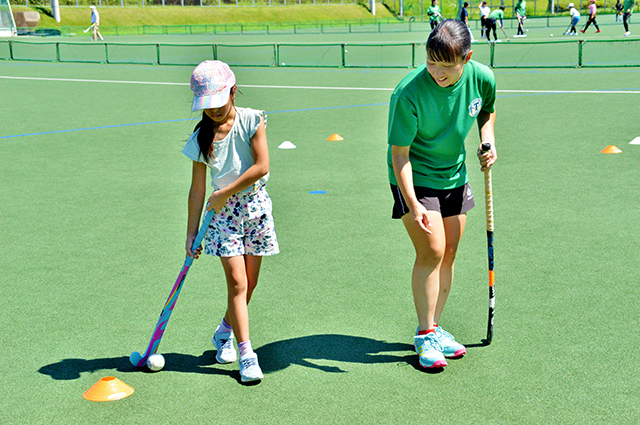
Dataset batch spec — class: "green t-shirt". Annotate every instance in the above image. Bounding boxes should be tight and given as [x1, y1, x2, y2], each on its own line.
[387, 60, 496, 190]
[489, 9, 504, 20]
[427, 5, 442, 22]
[623, 0, 634, 11]
[515, 0, 526, 16]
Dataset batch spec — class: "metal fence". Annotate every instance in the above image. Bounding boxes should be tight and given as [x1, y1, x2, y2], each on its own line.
[12, 0, 359, 6]
[2, 36, 639, 67]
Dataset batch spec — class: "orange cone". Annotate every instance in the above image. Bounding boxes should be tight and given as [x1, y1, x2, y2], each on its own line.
[601, 145, 622, 154]
[327, 134, 344, 141]
[83, 377, 134, 402]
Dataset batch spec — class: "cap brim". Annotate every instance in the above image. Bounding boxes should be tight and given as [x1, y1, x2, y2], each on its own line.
[191, 91, 230, 112]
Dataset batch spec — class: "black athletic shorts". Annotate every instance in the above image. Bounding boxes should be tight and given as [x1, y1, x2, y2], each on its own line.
[390, 183, 475, 219]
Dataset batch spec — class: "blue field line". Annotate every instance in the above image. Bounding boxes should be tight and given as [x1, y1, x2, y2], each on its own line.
[1, 88, 634, 139]
[0, 118, 191, 140]
[0, 103, 390, 140]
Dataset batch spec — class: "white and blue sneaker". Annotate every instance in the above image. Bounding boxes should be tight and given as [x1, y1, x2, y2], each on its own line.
[212, 325, 237, 364]
[435, 326, 467, 358]
[239, 352, 263, 383]
[414, 332, 447, 368]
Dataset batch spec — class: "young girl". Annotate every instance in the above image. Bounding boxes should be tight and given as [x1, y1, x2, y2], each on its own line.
[184, 60, 279, 382]
[387, 19, 497, 369]
[581, 0, 600, 33]
[567, 3, 580, 36]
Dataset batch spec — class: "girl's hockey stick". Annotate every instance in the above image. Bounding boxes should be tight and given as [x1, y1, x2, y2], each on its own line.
[481, 142, 495, 344]
[130, 208, 215, 367]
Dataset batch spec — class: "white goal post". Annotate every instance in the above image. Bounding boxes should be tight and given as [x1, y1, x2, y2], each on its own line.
[0, 0, 17, 37]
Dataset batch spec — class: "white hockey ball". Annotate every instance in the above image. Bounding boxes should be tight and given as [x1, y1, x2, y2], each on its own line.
[147, 354, 165, 372]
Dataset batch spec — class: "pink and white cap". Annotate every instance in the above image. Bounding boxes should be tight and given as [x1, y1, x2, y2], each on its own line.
[190, 60, 236, 112]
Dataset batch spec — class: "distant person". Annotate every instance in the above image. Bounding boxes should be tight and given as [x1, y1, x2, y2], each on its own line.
[459, 2, 476, 42]
[479, 1, 491, 39]
[581, 0, 601, 33]
[615, 0, 623, 21]
[89, 5, 103, 41]
[622, 0, 635, 36]
[486, 6, 506, 42]
[515, 0, 527, 37]
[567, 3, 580, 35]
[427, 0, 443, 31]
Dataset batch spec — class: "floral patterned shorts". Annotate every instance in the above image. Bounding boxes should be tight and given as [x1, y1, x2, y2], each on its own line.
[203, 186, 279, 257]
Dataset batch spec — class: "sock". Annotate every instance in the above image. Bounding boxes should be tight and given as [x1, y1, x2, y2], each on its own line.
[417, 328, 436, 336]
[218, 318, 233, 334]
[238, 340, 253, 358]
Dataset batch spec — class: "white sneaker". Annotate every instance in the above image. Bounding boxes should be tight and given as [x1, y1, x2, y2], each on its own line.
[212, 326, 237, 364]
[624, 31, 631, 36]
[239, 353, 263, 382]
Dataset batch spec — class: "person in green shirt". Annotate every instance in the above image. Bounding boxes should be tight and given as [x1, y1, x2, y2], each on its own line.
[486, 6, 506, 42]
[387, 19, 498, 370]
[623, 0, 635, 35]
[515, 0, 527, 36]
[427, 0, 443, 31]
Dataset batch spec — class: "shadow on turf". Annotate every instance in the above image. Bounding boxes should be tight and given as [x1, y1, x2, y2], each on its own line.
[255, 334, 457, 374]
[255, 334, 417, 373]
[38, 334, 488, 381]
[38, 352, 244, 383]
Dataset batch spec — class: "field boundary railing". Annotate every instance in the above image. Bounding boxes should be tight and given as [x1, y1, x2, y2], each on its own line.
[1, 38, 639, 68]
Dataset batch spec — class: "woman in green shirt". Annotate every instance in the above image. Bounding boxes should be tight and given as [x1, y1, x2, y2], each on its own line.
[427, 0, 443, 31]
[388, 19, 497, 369]
[515, 0, 527, 36]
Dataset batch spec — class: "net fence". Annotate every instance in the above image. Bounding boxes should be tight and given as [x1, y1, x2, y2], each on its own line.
[1, 38, 639, 68]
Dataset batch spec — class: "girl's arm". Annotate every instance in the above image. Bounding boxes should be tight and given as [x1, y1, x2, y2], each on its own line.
[477, 110, 497, 171]
[207, 115, 270, 213]
[186, 161, 208, 258]
[391, 145, 432, 234]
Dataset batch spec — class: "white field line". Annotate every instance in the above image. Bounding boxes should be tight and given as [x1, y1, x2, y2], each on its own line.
[1, 75, 640, 94]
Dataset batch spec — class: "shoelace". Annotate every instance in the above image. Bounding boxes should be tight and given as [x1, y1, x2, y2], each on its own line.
[416, 334, 443, 352]
[436, 327, 455, 341]
[240, 356, 258, 370]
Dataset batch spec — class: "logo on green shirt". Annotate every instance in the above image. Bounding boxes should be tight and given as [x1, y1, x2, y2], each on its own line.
[469, 98, 483, 117]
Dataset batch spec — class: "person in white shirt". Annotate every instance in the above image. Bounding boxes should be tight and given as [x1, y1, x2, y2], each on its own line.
[89, 5, 103, 41]
[479, 1, 491, 39]
[567, 3, 580, 36]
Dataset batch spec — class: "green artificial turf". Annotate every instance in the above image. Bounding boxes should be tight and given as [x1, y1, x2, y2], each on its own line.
[1, 47, 640, 423]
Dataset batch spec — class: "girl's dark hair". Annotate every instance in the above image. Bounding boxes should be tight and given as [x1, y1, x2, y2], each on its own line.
[194, 111, 214, 163]
[426, 19, 471, 63]
[192, 86, 237, 163]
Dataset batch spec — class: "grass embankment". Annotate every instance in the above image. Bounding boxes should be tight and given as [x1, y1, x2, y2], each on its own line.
[12, 4, 396, 28]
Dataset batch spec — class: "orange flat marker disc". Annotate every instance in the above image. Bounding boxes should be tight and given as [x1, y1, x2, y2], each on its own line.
[601, 145, 622, 154]
[83, 377, 134, 402]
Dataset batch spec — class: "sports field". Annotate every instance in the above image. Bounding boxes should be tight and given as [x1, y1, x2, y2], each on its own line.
[1, 26, 640, 424]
